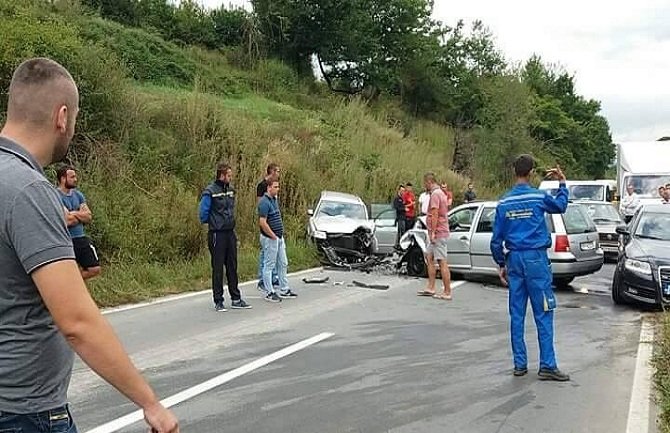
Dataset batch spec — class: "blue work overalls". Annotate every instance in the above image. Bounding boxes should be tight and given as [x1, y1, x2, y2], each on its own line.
[490, 183, 569, 370]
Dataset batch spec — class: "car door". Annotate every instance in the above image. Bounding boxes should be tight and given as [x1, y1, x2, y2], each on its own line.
[446, 205, 479, 271]
[469, 206, 499, 275]
[370, 204, 397, 254]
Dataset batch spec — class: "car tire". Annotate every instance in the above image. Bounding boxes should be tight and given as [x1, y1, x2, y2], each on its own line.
[406, 246, 427, 277]
[553, 277, 574, 289]
[611, 268, 626, 305]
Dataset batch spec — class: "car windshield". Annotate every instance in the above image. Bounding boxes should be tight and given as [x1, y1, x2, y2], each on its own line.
[547, 185, 605, 201]
[634, 212, 670, 241]
[563, 205, 597, 234]
[582, 203, 623, 224]
[624, 175, 670, 197]
[317, 200, 367, 219]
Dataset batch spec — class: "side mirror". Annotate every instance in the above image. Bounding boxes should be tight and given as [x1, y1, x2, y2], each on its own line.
[307, 209, 314, 216]
[616, 225, 629, 236]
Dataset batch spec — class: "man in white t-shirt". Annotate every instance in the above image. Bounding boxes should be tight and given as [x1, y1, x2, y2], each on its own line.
[620, 183, 640, 222]
[419, 190, 431, 216]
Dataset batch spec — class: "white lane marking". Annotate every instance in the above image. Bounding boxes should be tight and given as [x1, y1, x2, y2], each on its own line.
[451, 281, 466, 289]
[101, 267, 323, 315]
[85, 332, 335, 433]
[626, 319, 654, 433]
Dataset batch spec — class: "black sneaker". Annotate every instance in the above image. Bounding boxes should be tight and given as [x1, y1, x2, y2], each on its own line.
[231, 299, 252, 309]
[513, 367, 528, 377]
[279, 290, 298, 299]
[264, 292, 282, 303]
[215, 302, 227, 312]
[538, 368, 570, 381]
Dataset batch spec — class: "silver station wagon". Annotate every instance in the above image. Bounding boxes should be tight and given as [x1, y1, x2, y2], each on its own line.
[399, 201, 604, 288]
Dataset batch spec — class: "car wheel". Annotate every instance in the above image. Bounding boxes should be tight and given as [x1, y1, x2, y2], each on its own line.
[406, 246, 427, 277]
[611, 267, 626, 305]
[553, 277, 574, 289]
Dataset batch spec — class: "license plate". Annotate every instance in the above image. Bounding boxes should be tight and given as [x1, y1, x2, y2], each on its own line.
[664, 284, 670, 296]
[580, 241, 596, 251]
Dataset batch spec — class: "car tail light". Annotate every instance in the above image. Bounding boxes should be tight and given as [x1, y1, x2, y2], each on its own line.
[555, 235, 570, 252]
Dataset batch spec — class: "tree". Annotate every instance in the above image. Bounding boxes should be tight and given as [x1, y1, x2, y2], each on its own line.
[521, 56, 614, 179]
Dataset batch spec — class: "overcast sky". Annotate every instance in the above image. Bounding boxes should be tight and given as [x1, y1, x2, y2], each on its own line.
[202, 0, 670, 142]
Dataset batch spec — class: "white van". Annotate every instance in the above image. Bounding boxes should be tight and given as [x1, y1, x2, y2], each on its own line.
[539, 180, 617, 203]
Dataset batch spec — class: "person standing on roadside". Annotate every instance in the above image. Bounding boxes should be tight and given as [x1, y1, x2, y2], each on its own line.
[417, 173, 452, 300]
[403, 182, 417, 231]
[620, 183, 640, 223]
[199, 163, 252, 312]
[418, 186, 431, 216]
[256, 163, 280, 292]
[464, 183, 477, 203]
[0, 57, 178, 433]
[258, 180, 298, 303]
[393, 185, 406, 248]
[56, 165, 101, 281]
[441, 183, 453, 208]
[490, 154, 570, 382]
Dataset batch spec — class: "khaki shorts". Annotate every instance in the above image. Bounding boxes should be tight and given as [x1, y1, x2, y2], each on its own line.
[426, 238, 448, 261]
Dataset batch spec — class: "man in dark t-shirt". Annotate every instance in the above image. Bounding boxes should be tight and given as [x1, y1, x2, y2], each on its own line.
[256, 163, 281, 291]
[57, 165, 101, 280]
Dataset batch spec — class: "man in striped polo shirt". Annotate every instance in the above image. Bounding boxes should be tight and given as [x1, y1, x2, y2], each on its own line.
[258, 180, 297, 303]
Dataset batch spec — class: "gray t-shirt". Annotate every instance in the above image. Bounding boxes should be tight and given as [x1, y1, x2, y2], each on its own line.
[0, 137, 75, 413]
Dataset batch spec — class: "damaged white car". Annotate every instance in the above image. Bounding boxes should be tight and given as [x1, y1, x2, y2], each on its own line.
[307, 191, 380, 268]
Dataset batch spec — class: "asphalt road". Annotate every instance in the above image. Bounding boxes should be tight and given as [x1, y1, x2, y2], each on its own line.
[70, 263, 650, 433]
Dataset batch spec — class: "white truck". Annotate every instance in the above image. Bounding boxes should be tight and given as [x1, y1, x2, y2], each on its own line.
[616, 141, 670, 213]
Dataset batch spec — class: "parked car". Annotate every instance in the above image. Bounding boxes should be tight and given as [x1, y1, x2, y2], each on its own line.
[611, 204, 670, 307]
[399, 201, 604, 288]
[307, 191, 378, 267]
[576, 201, 625, 260]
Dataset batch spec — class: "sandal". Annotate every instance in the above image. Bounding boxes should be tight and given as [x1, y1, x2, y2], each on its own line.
[417, 290, 436, 297]
[432, 293, 452, 301]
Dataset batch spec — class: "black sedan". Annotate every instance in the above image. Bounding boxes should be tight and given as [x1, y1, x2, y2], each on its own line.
[612, 204, 670, 307]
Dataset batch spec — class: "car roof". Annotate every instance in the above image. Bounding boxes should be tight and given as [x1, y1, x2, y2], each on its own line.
[319, 191, 365, 204]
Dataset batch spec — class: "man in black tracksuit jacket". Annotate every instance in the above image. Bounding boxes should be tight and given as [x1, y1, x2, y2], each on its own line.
[199, 163, 252, 311]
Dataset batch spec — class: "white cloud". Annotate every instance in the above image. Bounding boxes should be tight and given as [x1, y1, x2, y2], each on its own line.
[199, 0, 670, 141]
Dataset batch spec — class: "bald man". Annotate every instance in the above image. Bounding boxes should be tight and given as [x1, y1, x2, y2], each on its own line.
[0, 58, 178, 432]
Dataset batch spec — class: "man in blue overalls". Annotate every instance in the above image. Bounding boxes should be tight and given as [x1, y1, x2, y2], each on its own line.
[490, 154, 570, 381]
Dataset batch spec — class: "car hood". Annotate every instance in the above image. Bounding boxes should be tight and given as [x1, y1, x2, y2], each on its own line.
[312, 216, 375, 234]
[627, 238, 670, 265]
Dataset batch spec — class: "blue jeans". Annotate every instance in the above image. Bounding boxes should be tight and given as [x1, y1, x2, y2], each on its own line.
[0, 404, 77, 432]
[507, 249, 557, 370]
[257, 246, 279, 289]
[259, 236, 290, 295]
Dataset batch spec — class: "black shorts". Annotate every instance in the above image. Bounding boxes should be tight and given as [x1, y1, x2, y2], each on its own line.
[72, 237, 100, 269]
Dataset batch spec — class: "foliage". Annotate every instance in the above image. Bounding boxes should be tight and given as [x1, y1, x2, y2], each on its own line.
[522, 55, 614, 179]
[0, 0, 615, 305]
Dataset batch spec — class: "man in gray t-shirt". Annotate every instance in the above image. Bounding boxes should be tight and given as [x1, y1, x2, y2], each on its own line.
[0, 58, 178, 432]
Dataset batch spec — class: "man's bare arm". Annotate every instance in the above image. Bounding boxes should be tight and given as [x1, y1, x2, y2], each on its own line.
[32, 260, 178, 432]
[63, 207, 79, 227]
[73, 203, 92, 224]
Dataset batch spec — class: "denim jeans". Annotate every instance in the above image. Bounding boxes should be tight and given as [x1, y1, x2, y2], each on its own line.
[0, 404, 77, 433]
[257, 246, 279, 289]
[259, 235, 289, 295]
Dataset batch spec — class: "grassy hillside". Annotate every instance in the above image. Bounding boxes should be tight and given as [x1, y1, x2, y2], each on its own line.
[0, 0, 470, 306]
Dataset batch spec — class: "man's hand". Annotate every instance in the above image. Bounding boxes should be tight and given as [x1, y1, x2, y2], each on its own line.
[145, 402, 179, 433]
[545, 165, 566, 182]
[429, 231, 436, 244]
[498, 267, 508, 287]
